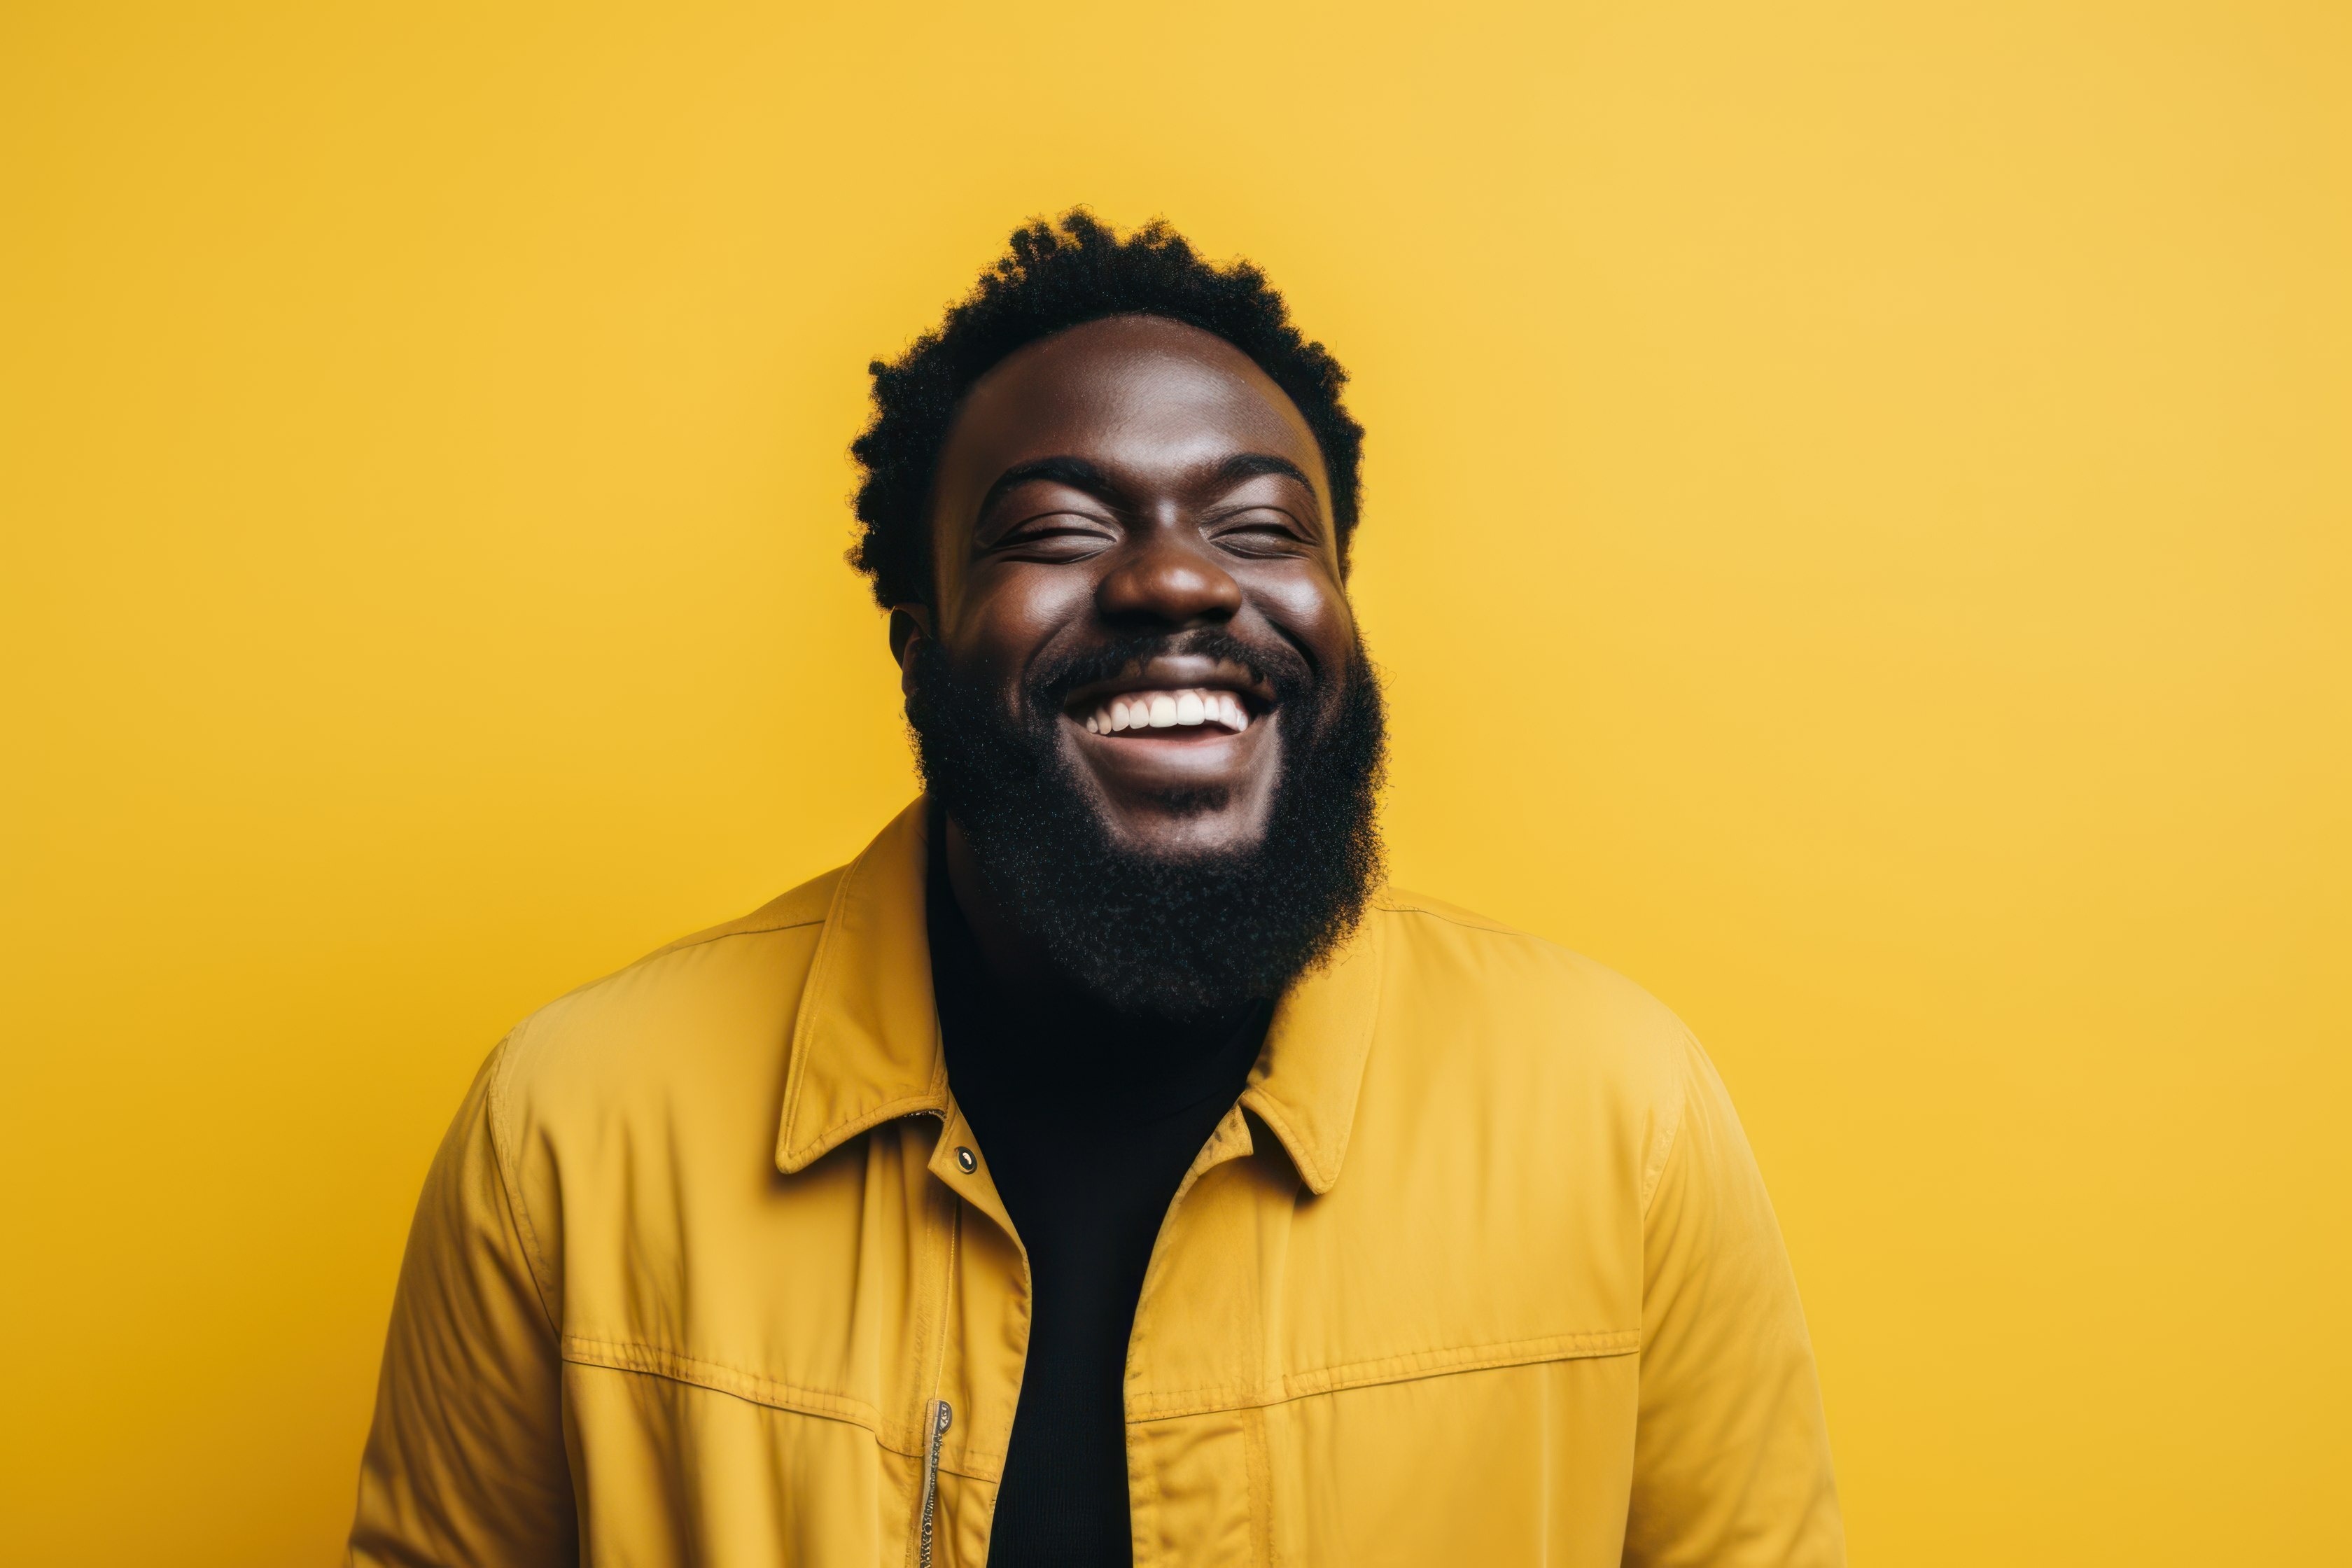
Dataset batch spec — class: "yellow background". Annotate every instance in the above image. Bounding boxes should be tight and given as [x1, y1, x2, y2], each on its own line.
[4, 1, 2346, 1562]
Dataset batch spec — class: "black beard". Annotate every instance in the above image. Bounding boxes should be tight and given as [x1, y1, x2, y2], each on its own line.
[906, 628, 1387, 1023]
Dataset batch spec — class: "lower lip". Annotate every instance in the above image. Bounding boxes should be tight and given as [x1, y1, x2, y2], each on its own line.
[1065, 713, 1267, 797]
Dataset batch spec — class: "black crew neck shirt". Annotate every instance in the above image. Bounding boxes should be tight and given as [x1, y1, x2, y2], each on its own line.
[925, 841, 1269, 1568]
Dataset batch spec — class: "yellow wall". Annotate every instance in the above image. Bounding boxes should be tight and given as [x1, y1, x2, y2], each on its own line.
[5, 2, 2346, 1562]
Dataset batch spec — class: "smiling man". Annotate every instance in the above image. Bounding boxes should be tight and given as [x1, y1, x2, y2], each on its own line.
[351, 213, 1844, 1568]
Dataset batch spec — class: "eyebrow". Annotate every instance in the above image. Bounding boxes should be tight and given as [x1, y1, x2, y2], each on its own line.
[974, 457, 1122, 524]
[1212, 452, 1319, 496]
[973, 451, 1320, 527]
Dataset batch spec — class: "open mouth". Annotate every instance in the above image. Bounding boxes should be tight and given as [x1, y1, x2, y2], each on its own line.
[1077, 688, 1253, 737]
[1059, 652, 1278, 752]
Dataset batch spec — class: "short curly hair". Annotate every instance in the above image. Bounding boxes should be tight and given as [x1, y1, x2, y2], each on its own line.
[848, 209, 1365, 610]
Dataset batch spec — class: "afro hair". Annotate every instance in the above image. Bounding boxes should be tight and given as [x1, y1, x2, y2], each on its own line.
[848, 209, 1365, 610]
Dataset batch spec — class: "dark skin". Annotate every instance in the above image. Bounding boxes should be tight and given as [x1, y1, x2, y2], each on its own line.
[889, 314, 1358, 1004]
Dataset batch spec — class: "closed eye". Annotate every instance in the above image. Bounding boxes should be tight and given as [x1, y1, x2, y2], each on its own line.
[987, 513, 1119, 562]
[1207, 507, 1315, 556]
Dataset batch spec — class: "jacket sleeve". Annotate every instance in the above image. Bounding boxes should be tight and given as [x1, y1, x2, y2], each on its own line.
[350, 1044, 578, 1567]
[1623, 1037, 1845, 1567]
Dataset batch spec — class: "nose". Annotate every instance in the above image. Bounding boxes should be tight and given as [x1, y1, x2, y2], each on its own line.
[1094, 528, 1243, 629]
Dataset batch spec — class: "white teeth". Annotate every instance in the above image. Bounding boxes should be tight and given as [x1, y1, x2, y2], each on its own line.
[1082, 689, 1256, 734]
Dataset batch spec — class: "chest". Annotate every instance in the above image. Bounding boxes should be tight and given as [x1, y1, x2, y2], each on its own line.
[548, 1102, 1646, 1567]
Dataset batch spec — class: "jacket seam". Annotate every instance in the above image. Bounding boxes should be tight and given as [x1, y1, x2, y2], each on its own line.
[482, 1034, 561, 1340]
[557, 1335, 1013, 1474]
[1373, 899, 1523, 937]
[517, 911, 832, 1032]
[561, 1337, 895, 1444]
[1638, 1032, 1700, 1219]
[1126, 1329, 1640, 1422]
[648, 913, 825, 960]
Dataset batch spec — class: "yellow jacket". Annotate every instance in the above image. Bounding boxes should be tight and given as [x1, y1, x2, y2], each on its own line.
[352, 803, 1842, 1566]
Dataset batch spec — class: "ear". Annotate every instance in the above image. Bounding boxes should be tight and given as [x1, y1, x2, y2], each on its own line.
[888, 603, 934, 696]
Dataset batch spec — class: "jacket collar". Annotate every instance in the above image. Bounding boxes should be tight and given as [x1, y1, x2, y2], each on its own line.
[774, 800, 1385, 1196]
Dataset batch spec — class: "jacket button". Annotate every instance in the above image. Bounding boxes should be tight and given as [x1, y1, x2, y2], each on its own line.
[955, 1147, 977, 1173]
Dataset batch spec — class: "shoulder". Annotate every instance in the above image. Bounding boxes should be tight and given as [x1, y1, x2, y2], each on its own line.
[1371, 890, 1693, 1063]
[1362, 888, 1703, 1132]
[639, 867, 846, 960]
[485, 864, 849, 1132]
[1329, 891, 1718, 1289]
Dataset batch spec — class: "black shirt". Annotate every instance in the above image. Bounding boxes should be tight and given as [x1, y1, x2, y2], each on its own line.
[926, 843, 1268, 1567]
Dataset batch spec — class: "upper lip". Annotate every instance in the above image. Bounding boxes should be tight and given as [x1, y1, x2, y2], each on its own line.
[1060, 657, 1278, 717]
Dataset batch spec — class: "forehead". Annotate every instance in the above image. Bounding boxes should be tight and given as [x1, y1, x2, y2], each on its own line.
[935, 315, 1329, 499]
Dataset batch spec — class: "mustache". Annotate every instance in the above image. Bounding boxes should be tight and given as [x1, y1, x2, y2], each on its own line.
[1025, 629, 1317, 712]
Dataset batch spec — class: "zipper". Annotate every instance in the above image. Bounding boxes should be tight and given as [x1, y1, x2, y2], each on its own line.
[918, 1396, 953, 1568]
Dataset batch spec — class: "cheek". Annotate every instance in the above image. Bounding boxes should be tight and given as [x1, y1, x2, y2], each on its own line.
[1247, 564, 1356, 668]
[944, 568, 1100, 687]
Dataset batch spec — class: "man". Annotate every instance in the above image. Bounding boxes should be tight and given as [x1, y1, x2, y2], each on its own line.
[351, 211, 1843, 1567]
